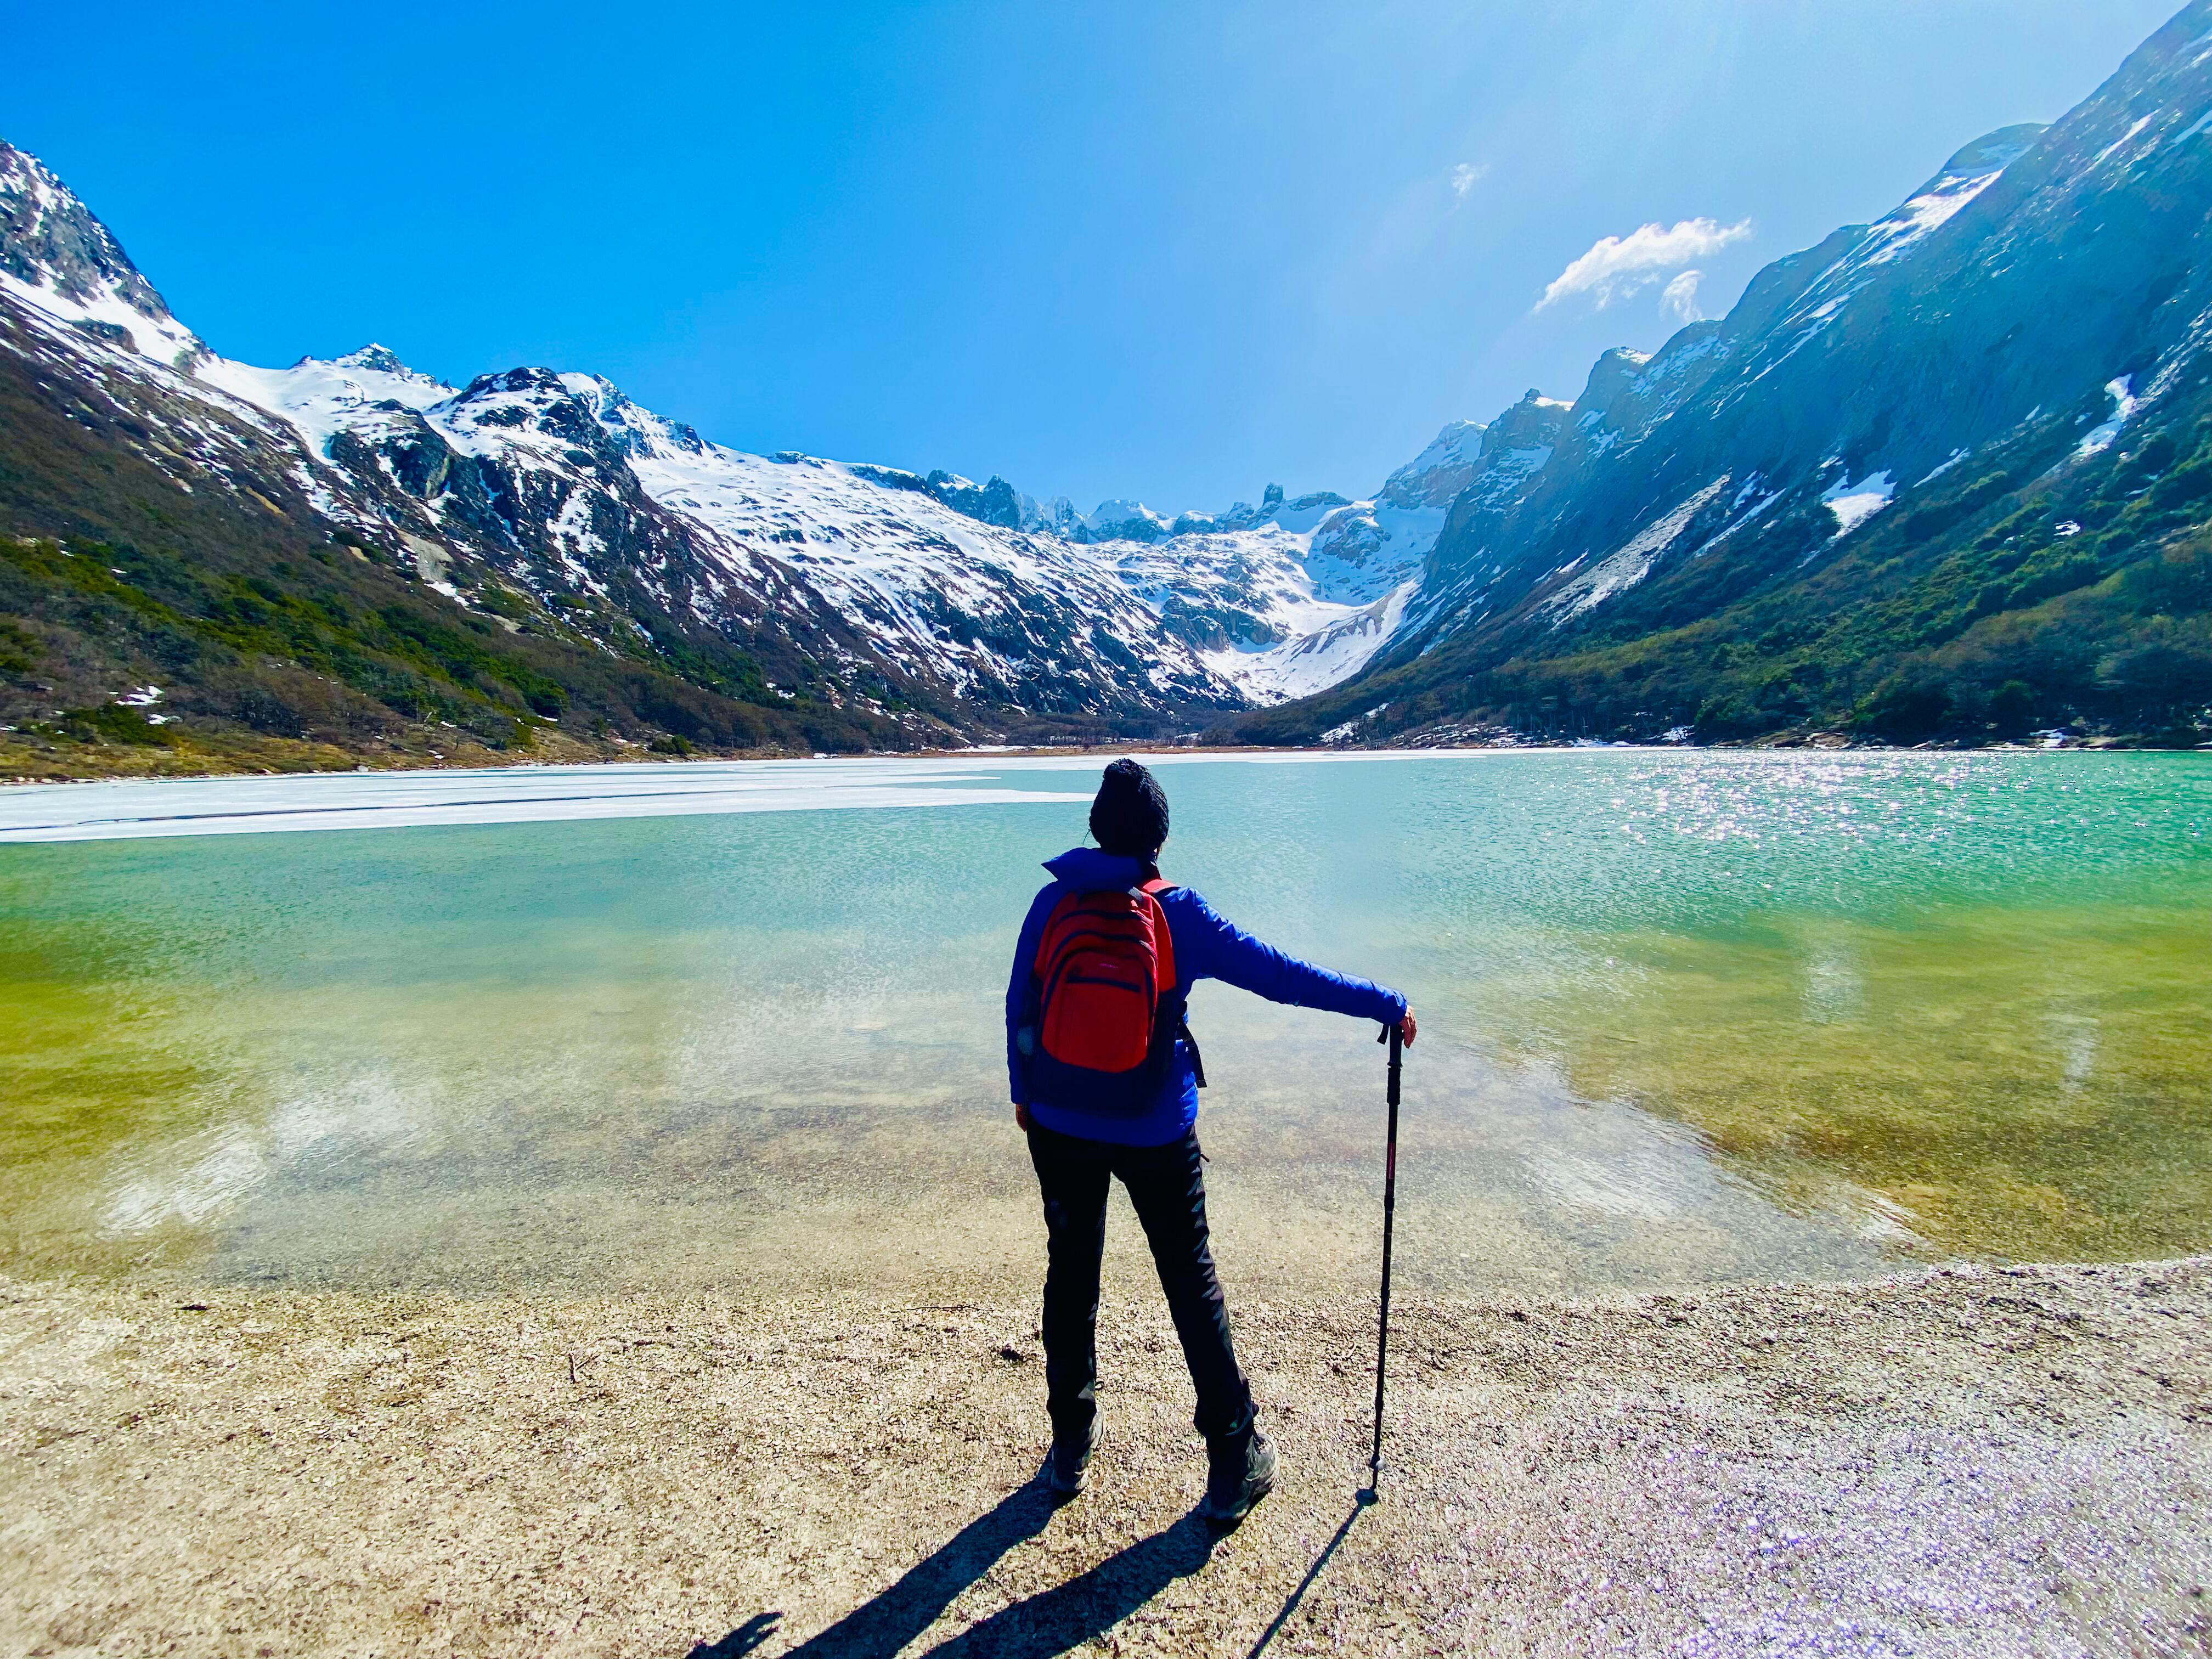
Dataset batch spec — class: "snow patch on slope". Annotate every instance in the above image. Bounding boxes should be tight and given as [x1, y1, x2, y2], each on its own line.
[1821, 469, 1896, 536]
[1854, 168, 2009, 270]
[1213, 581, 1417, 701]
[1548, 478, 1730, 624]
[2077, 376, 2141, 456]
[198, 346, 453, 453]
[0, 266, 202, 369]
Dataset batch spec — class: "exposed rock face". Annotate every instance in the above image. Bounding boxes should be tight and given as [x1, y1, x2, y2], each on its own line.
[1380, 417, 1499, 510]
[1397, 393, 1572, 644]
[0, 143, 169, 327]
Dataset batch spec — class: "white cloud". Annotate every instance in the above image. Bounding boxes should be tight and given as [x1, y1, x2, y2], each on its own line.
[1451, 162, 1488, 200]
[1537, 217, 1752, 311]
[1661, 269, 1706, 323]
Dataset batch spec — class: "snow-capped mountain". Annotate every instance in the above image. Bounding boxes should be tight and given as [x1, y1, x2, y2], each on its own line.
[1, 133, 1465, 740]
[1400, 88, 2196, 668]
[1238, 0, 2212, 746]
[26, 0, 2195, 764]
[1103, 483, 1443, 699]
[204, 343, 1464, 709]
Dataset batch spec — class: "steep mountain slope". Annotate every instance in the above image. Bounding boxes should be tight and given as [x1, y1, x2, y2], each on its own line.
[1, 134, 1472, 767]
[0, 146, 1003, 764]
[202, 350, 1240, 721]
[1238, 3, 2212, 748]
[207, 342, 1477, 713]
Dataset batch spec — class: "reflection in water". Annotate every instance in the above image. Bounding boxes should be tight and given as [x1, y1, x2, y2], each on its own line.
[1531, 1153, 1691, 1221]
[1801, 935, 1866, 1024]
[101, 1068, 433, 1234]
[104, 1126, 266, 1232]
[0, 751, 2204, 1293]
[1496, 904, 2209, 1258]
[2045, 1005, 2101, 1097]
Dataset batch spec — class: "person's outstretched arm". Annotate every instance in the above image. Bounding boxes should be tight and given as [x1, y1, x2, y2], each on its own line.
[1177, 889, 1413, 1037]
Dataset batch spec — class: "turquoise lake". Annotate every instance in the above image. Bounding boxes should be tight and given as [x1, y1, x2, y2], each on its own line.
[1, 751, 2206, 1297]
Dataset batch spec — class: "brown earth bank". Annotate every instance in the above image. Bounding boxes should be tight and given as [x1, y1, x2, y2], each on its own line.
[2, 732, 2183, 786]
[2, 1260, 2208, 1658]
[0, 726, 807, 785]
[0, 734, 1210, 784]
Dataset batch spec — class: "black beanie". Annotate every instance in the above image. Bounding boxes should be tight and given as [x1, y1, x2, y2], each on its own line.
[1089, 758, 1170, 857]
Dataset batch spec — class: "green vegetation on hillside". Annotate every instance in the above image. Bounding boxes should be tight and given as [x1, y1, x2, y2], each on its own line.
[0, 529, 906, 771]
[1234, 397, 2212, 749]
[0, 324, 934, 772]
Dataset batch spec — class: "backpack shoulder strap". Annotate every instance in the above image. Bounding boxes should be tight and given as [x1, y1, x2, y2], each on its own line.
[1135, 878, 1179, 998]
[1134, 879, 1205, 1085]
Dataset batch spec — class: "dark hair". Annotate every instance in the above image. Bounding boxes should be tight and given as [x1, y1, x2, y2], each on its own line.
[1088, 758, 1170, 857]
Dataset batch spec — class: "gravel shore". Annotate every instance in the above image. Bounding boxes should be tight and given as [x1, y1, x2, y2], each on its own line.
[3, 1258, 2208, 1657]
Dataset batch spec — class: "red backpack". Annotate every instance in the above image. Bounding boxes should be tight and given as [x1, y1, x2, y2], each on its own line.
[1021, 878, 1199, 1115]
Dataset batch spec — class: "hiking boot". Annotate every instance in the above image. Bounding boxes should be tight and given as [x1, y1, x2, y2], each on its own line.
[1039, 1415, 1101, 1499]
[1200, 1424, 1277, 1527]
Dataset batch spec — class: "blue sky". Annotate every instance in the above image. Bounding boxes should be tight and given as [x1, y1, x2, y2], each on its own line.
[7, 1, 2182, 511]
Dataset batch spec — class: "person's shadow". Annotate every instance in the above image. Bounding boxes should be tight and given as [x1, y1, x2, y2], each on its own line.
[912, 1506, 1218, 1658]
[686, 1483, 1220, 1658]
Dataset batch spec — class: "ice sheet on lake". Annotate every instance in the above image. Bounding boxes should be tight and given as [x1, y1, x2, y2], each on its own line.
[0, 745, 1997, 845]
[0, 759, 1094, 843]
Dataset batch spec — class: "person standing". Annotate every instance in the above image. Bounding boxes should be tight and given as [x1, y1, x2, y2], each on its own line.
[1005, 759, 1417, 1526]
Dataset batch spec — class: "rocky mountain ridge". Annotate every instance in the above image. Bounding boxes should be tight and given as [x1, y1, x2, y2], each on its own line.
[0, 138, 1475, 763]
[1234, 3, 2212, 748]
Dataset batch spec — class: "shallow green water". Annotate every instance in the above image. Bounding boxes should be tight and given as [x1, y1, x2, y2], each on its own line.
[1, 752, 2205, 1295]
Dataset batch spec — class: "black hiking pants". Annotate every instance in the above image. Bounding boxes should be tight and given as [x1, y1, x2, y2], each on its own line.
[1025, 1122, 1253, 1444]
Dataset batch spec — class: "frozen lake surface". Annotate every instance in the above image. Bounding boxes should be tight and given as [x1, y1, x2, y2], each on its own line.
[0, 755, 1109, 840]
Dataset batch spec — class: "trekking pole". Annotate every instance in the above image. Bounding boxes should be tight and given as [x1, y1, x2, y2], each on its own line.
[1359, 1020, 1403, 1503]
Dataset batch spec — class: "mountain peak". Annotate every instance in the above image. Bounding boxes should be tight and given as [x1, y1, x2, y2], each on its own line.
[1379, 417, 1491, 509]
[1, 136, 210, 373]
[332, 343, 427, 379]
[0, 138, 175, 328]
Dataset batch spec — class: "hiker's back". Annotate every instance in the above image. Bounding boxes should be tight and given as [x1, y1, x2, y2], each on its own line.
[1026, 877, 1181, 1109]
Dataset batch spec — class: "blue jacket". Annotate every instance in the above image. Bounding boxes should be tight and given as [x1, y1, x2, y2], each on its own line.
[1006, 847, 1408, 1146]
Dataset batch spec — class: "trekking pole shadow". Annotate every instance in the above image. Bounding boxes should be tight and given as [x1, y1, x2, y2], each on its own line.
[688, 1611, 781, 1657]
[1242, 1503, 1364, 1659]
[916, 1509, 1218, 1658]
[689, 1484, 1060, 1659]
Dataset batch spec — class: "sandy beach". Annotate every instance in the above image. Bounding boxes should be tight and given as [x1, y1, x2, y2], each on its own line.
[3, 1255, 2207, 1657]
